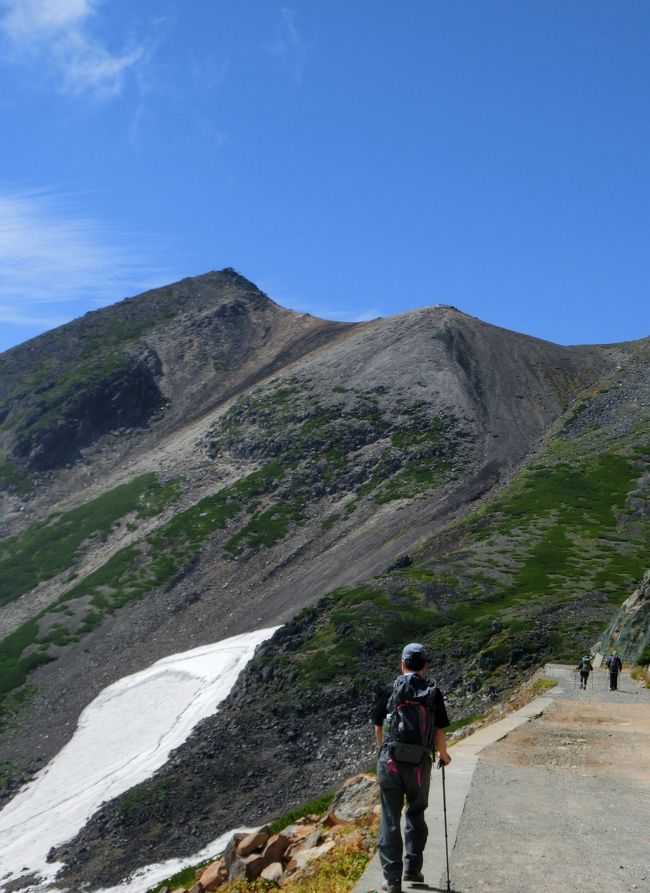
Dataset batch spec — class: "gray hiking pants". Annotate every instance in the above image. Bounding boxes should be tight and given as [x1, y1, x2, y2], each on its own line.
[377, 749, 432, 883]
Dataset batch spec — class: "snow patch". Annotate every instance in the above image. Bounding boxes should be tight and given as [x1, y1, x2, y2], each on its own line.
[0, 628, 278, 890]
[96, 827, 252, 893]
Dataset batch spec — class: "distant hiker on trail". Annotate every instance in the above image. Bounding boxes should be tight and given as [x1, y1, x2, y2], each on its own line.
[575, 654, 593, 689]
[372, 643, 451, 893]
[606, 650, 623, 690]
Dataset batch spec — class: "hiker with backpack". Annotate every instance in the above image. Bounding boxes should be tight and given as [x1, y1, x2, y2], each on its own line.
[575, 654, 593, 689]
[606, 650, 623, 690]
[372, 643, 451, 893]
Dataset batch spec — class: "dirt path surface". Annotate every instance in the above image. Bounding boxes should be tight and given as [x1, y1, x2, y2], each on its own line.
[449, 665, 650, 893]
[354, 665, 650, 893]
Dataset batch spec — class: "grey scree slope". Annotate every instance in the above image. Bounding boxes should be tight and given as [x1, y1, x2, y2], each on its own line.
[354, 665, 650, 893]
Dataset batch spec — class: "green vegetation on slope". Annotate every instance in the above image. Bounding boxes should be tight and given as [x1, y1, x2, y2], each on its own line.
[462, 446, 650, 615]
[0, 374, 464, 717]
[0, 459, 34, 495]
[208, 379, 465, 511]
[0, 474, 181, 607]
[256, 409, 650, 710]
[0, 463, 285, 715]
[225, 498, 305, 555]
[295, 585, 442, 688]
[4, 356, 647, 743]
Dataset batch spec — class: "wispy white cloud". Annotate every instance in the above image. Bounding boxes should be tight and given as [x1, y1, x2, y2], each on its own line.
[0, 0, 147, 99]
[296, 306, 384, 323]
[254, 274, 382, 323]
[351, 308, 383, 322]
[267, 5, 305, 84]
[0, 304, 67, 328]
[281, 7, 301, 50]
[0, 188, 171, 319]
[318, 306, 383, 323]
[1, 0, 92, 37]
[281, 299, 383, 323]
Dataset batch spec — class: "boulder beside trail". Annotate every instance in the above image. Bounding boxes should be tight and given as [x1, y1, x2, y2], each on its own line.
[236, 827, 270, 857]
[260, 862, 283, 882]
[190, 772, 380, 891]
[329, 773, 378, 822]
[197, 860, 228, 891]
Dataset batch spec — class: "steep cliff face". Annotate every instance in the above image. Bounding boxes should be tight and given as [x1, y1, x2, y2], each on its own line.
[9, 348, 165, 471]
[2, 272, 649, 890]
[600, 570, 650, 661]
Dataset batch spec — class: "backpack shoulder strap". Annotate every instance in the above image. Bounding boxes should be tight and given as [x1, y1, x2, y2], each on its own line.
[387, 674, 408, 710]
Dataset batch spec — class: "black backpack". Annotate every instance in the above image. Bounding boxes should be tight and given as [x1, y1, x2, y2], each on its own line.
[385, 673, 437, 764]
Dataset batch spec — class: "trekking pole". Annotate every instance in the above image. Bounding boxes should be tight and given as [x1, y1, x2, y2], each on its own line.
[437, 759, 452, 893]
[573, 669, 577, 690]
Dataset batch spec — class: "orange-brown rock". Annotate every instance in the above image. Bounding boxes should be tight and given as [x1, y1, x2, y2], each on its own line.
[262, 833, 290, 864]
[286, 840, 336, 873]
[198, 860, 228, 892]
[301, 828, 323, 849]
[236, 827, 270, 857]
[286, 827, 324, 863]
[282, 822, 318, 840]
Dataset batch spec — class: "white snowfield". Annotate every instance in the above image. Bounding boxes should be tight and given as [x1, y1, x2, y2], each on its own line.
[0, 627, 278, 892]
[96, 827, 253, 893]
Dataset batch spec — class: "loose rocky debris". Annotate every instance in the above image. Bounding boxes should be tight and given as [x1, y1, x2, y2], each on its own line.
[159, 774, 378, 893]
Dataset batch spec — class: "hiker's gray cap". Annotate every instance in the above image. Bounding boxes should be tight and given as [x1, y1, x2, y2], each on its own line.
[402, 642, 429, 663]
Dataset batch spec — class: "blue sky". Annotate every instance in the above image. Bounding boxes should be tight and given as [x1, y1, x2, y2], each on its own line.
[1, 1, 650, 353]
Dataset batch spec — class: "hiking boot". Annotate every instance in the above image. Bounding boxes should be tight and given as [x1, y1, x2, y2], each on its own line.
[382, 880, 403, 893]
[404, 869, 425, 883]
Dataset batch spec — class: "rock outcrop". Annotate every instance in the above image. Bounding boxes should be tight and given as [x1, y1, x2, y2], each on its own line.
[599, 570, 650, 662]
[10, 349, 165, 470]
[161, 774, 378, 893]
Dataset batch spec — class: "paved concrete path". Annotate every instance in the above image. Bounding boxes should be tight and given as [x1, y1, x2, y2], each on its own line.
[353, 665, 650, 893]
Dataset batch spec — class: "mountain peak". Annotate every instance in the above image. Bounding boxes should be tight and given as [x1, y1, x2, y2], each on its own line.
[169, 267, 269, 297]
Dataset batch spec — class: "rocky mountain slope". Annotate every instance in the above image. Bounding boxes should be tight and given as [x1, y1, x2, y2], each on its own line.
[0, 269, 648, 888]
